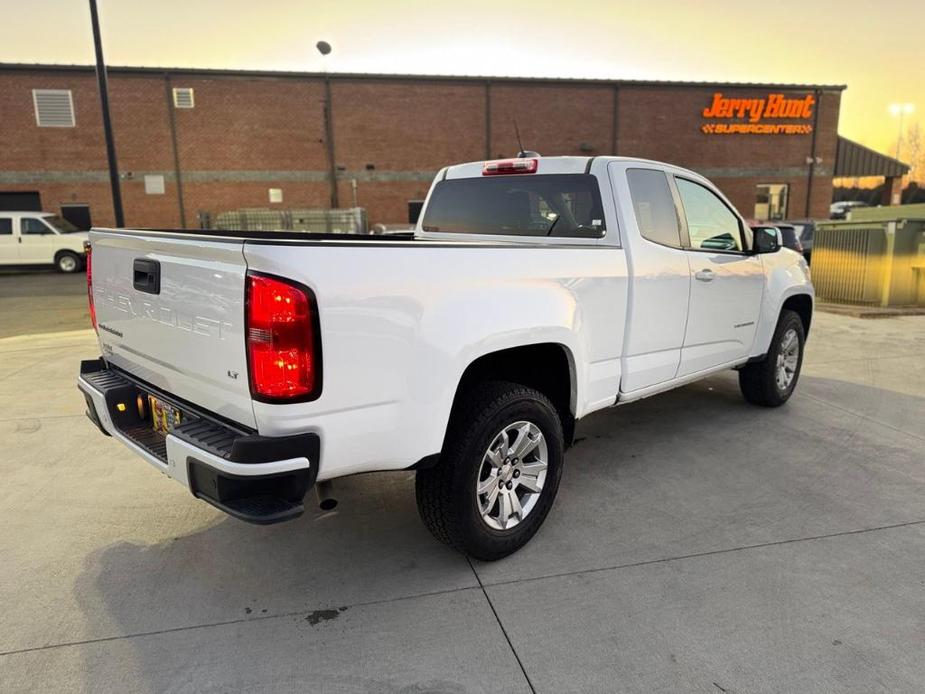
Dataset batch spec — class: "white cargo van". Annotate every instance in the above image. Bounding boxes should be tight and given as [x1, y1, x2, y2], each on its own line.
[0, 212, 88, 272]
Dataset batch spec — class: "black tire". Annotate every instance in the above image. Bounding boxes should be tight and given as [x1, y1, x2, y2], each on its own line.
[55, 251, 82, 273]
[738, 309, 805, 407]
[415, 381, 564, 561]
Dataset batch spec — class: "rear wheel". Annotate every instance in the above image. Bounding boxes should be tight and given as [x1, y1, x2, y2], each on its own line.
[415, 381, 564, 560]
[738, 309, 805, 407]
[55, 251, 82, 273]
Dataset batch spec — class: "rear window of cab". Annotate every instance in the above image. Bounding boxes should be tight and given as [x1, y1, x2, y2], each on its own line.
[421, 174, 605, 238]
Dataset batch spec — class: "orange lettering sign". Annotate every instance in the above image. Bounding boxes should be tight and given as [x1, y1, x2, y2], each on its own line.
[702, 92, 815, 135]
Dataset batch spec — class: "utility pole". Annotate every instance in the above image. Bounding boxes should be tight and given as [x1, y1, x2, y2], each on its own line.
[317, 41, 339, 210]
[89, 0, 124, 227]
[889, 103, 915, 162]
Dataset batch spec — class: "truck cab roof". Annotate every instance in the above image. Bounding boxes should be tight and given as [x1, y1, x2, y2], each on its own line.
[442, 155, 710, 182]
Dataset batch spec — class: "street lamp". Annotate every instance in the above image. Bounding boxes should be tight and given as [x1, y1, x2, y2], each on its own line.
[317, 41, 339, 209]
[889, 103, 915, 161]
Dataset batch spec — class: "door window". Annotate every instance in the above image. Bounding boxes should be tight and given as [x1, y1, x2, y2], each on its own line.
[0, 218, 12, 235]
[626, 169, 683, 248]
[21, 218, 53, 235]
[675, 178, 744, 252]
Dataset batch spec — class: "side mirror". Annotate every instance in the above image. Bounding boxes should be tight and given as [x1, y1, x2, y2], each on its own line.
[754, 226, 781, 254]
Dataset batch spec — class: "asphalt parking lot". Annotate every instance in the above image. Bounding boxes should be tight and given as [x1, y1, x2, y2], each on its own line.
[1, 271, 924, 693]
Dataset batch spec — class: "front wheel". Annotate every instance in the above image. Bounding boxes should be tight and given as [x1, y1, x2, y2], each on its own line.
[55, 251, 82, 273]
[415, 381, 564, 561]
[738, 309, 805, 407]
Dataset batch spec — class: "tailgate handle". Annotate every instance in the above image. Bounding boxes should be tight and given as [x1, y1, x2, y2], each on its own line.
[133, 259, 161, 294]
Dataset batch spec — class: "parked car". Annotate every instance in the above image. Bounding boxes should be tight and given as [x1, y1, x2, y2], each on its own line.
[830, 200, 869, 220]
[77, 155, 813, 559]
[0, 211, 88, 272]
[786, 219, 816, 262]
[760, 223, 803, 255]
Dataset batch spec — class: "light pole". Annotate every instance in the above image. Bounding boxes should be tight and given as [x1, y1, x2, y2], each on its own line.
[88, 0, 124, 227]
[317, 41, 339, 210]
[889, 103, 915, 161]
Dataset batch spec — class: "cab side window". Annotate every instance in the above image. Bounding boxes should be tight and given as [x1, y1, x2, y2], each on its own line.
[0, 218, 12, 235]
[626, 168, 683, 248]
[21, 218, 52, 235]
[675, 178, 743, 252]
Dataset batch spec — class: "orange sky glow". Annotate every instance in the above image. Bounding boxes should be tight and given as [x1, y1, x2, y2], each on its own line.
[2, 0, 922, 164]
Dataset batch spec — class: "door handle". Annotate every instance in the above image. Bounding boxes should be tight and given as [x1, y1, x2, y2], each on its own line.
[694, 269, 715, 282]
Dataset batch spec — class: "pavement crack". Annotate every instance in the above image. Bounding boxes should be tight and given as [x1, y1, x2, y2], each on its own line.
[0, 584, 480, 659]
[483, 519, 925, 590]
[801, 392, 925, 443]
[466, 556, 537, 694]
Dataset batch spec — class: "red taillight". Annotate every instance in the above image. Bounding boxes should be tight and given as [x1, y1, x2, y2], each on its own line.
[85, 241, 97, 332]
[482, 158, 538, 175]
[246, 272, 321, 402]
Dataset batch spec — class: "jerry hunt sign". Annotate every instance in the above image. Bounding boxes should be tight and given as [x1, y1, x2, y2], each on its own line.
[701, 92, 815, 135]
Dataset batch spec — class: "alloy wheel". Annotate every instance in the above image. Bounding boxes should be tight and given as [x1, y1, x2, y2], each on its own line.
[476, 421, 548, 531]
[775, 328, 799, 391]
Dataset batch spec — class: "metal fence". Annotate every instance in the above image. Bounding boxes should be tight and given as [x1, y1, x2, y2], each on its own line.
[813, 219, 925, 306]
[812, 224, 886, 305]
[198, 207, 368, 234]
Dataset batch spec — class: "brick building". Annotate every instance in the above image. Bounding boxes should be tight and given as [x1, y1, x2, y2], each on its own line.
[0, 63, 857, 229]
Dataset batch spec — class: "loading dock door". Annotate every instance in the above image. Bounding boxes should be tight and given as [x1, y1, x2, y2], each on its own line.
[61, 204, 92, 230]
[0, 192, 42, 211]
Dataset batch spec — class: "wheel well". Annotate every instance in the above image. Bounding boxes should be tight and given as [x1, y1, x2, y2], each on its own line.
[451, 344, 575, 446]
[782, 294, 813, 336]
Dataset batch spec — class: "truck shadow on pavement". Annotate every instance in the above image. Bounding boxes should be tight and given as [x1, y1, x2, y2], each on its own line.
[70, 372, 925, 692]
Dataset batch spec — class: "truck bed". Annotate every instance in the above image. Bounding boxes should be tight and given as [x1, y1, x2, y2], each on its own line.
[88, 225, 629, 479]
[110, 227, 417, 242]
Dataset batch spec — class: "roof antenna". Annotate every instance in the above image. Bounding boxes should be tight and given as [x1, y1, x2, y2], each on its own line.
[513, 118, 540, 159]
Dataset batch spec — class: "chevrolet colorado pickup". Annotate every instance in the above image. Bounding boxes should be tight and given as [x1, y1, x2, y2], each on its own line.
[78, 155, 813, 559]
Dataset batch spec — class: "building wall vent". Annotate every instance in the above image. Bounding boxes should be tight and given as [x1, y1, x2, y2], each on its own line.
[33, 89, 75, 127]
[172, 87, 195, 109]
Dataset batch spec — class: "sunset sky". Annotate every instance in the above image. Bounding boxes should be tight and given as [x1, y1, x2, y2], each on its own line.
[2, 0, 922, 159]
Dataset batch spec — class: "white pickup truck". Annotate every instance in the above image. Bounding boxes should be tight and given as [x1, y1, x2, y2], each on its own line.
[78, 155, 813, 559]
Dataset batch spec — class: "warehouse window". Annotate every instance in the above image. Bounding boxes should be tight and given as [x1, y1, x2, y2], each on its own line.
[33, 89, 75, 127]
[172, 87, 195, 108]
[754, 183, 788, 221]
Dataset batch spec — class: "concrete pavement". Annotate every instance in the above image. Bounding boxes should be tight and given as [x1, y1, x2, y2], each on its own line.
[0, 275, 923, 692]
[0, 269, 89, 338]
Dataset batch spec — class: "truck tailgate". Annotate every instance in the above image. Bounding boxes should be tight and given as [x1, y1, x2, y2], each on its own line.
[90, 230, 256, 429]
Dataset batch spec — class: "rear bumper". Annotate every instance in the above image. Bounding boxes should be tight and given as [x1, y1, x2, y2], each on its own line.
[78, 358, 319, 524]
